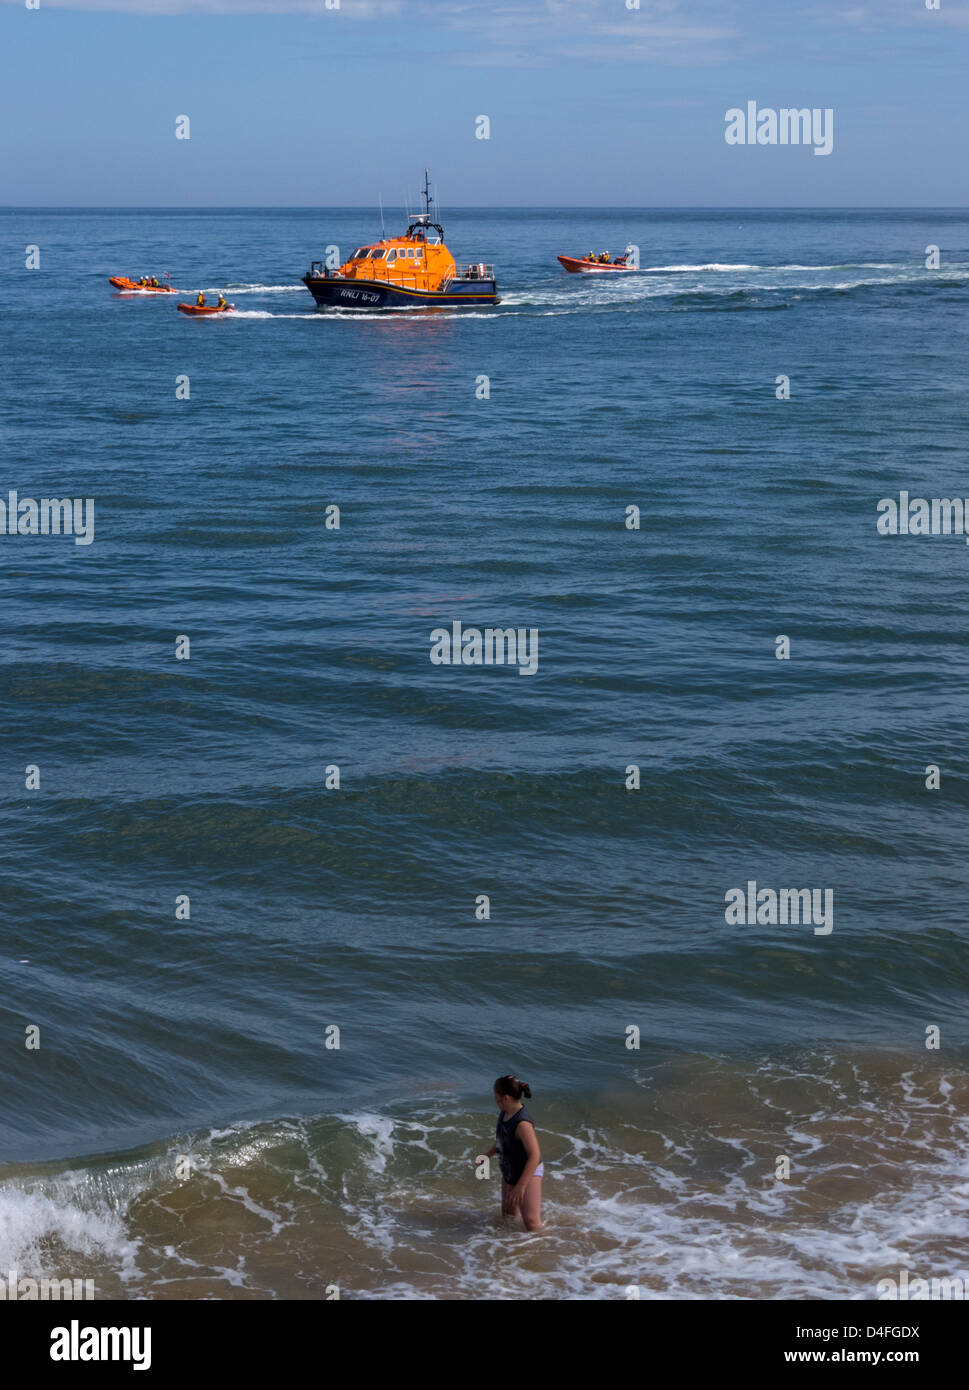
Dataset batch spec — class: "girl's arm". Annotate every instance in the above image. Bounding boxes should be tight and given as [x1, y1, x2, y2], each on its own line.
[509, 1122, 541, 1206]
[484, 1145, 497, 1158]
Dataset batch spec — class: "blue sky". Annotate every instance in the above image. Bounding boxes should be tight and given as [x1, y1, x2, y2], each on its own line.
[1, 0, 966, 206]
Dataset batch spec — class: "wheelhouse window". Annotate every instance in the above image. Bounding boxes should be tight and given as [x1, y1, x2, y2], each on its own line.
[385, 250, 397, 264]
[370, 249, 386, 259]
[352, 248, 372, 259]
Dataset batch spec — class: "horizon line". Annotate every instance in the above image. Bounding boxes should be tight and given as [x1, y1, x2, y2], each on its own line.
[2, 203, 967, 212]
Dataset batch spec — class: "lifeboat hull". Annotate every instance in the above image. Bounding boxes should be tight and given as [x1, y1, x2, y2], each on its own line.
[302, 274, 499, 311]
[557, 255, 638, 273]
[177, 303, 233, 315]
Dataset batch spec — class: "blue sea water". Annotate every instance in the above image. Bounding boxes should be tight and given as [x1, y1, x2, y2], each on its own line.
[1, 207, 968, 1298]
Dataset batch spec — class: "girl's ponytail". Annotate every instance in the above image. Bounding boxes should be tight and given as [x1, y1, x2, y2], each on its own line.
[495, 1074, 531, 1101]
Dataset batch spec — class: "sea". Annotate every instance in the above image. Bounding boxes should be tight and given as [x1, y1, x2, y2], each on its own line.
[1, 207, 968, 1300]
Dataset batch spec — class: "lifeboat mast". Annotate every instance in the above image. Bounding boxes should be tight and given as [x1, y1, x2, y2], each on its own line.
[407, 168, 445, 244]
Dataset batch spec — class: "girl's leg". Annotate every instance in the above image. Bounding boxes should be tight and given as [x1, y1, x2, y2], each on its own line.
[519, 1176, 543, 1232]
[501, 1178, 516, 1217]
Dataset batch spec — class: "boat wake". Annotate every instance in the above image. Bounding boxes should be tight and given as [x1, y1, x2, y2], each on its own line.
[637, 261, 897, 273]
[226, 309, 318, 320]
[501, 261, 969, 312]
[201, 261, 969, 324]
[220, 283, 306, 294]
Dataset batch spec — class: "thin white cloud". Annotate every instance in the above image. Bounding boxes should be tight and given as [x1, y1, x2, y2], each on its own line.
[4, 0, 966, 25]
[1, 0, 402, 13]
[0, 0, 741, 66]
[0, 0, 704, 21]
[448, 4, 738, 66]
[804, 0, 969, 31]
[7, 0, 960, 63]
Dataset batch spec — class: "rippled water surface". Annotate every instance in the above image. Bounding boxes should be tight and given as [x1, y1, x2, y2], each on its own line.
[1, 208, 968, 1297]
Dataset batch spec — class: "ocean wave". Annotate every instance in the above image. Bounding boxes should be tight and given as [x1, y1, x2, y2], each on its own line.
[2, 1051, 966, 1300]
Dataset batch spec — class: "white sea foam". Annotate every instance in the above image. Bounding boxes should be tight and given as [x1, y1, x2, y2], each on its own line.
[636, 261, 902, 273]
[0, 1182, 141, 1283]
[220, 284, 305, 294]
[339, 1112, 397, 1175]
[4, 1058, 967, 1300]
[640, 262, 761, 272]
[337, 1063, 969, 1300]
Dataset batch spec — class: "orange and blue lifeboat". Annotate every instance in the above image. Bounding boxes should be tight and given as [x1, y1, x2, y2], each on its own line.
[303, 180, 498, 311]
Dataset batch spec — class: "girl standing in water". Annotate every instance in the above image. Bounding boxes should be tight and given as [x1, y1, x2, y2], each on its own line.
[484, 1074, 544, 1231]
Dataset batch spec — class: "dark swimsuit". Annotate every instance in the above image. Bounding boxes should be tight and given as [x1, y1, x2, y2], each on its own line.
[495, 1106, 544, 1184]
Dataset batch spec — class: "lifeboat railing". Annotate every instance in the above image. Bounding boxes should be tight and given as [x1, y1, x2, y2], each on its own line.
[308, 261, 496, 290]
[309, 262, 431, 290]
[450, 264, 495, 282]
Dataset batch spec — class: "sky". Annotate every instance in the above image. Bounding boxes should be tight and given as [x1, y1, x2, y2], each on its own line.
[1, 0, 966, 206]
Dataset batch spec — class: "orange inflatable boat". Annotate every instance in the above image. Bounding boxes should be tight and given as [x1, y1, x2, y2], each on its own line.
[557, 253, 639, 274]
[177, 302, 234, 316]
[110, 276, 175, 293]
